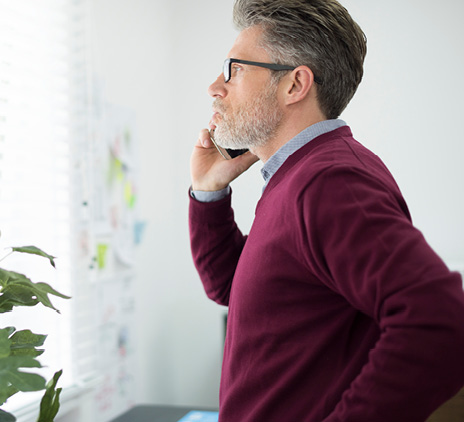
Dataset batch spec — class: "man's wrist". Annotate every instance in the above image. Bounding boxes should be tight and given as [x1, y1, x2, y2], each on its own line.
[190, 186, 231, 202]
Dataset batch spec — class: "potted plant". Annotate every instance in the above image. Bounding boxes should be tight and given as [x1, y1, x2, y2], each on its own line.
[0, 245, 70, 422]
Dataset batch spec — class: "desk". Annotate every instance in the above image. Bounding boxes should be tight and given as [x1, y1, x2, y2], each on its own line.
[110, 405, 218, 422]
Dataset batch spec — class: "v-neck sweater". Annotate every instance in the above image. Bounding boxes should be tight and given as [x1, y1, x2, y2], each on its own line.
[189, 125, 464, 422]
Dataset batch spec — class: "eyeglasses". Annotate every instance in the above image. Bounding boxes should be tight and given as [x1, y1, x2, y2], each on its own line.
[223, 58, 323, 85]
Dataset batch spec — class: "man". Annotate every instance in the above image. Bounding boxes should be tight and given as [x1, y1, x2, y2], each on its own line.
[189, 0, 464, 421]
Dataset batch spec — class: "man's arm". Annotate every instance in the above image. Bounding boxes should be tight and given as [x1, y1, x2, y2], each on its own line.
[306, 167, 464, 422]
[189, 190, 246, 306]
[189, 129, 258, 305]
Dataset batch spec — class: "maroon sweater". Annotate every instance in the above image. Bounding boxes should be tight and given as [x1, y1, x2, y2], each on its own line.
[189, 126, 464, 421]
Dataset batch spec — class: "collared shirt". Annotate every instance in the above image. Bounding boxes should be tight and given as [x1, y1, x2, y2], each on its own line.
[192, 119, 346, 202]
[260, 119, 346, 189]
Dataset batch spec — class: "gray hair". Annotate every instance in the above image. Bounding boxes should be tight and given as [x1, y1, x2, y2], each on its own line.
[233, 0, 367, 119]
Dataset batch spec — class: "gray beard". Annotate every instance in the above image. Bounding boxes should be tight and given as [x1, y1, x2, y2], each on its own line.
[213, 88, 282, 150]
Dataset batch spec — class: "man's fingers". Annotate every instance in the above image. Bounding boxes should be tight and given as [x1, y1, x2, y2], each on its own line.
[198, 128, 213, 148]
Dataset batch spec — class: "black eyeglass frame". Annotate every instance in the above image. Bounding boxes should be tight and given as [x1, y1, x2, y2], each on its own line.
[223, 58, 323, 85]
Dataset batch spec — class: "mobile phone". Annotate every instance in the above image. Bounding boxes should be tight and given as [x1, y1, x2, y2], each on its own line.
[209, 129, 248, 160]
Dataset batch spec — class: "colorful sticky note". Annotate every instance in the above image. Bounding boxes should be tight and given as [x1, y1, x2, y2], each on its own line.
[124, 181, 136, 208]
[133, 221, 146, 245]
[96, 243, 109, 269]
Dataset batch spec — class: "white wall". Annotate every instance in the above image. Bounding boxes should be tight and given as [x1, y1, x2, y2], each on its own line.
[341, 0, 464, 267]
[90, 0, 464, 413]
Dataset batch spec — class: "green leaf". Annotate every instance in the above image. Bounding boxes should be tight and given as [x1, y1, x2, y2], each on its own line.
[0, 282, 40, 313]
[0, 328, 49, 405]
[0, 409, 16, 422]
[0, 329, 16, 405]
[0, 269, 27, 289]
[10, 246, 56, 268]
[0, 384, 19, 407]
[0, 328, 15, 359]
[0, 270, 70, 314]
[37, 370, 63, 422]
[10, 330, 46, 358]
[0, 326, 52, 408]
[35, 283, 71, 301]
[0, 341, 9, 360]
[0, 328, 15, 337]
[0, 355, 45, 393]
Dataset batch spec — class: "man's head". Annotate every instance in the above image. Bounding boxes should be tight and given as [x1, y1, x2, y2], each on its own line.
[233, 0, 367, 120]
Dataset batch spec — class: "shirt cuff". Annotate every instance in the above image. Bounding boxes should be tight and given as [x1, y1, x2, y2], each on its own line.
[190, 186, 231, 202]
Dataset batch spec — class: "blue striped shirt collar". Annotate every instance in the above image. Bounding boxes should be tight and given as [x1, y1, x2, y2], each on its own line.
[261, 119, 347, 188]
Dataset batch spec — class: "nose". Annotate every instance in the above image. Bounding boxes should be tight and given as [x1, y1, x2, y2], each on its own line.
[208, 74, 226, 98]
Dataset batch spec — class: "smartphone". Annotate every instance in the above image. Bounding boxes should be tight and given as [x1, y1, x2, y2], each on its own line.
[209, 129, 248, 160]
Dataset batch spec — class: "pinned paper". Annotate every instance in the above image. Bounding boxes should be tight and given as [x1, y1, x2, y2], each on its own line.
[113, 157, 124, 182]
[133, 221, 146, 245]
[97, 243, 109, 269]
[124, 181, 136, 208]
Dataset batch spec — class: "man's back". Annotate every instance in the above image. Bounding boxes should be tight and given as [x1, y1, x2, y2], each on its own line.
[190, 126, 464, 421]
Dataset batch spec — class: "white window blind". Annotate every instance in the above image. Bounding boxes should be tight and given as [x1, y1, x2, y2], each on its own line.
[1, 2, 138, 420]
[0, 0, 93, 415]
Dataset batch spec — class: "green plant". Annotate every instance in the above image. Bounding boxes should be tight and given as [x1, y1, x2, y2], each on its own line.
[0, 246, 70, 422]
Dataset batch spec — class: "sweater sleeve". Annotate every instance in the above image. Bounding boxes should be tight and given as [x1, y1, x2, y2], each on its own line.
[188, 189, 247, 306]
[305, 167, 464, 422]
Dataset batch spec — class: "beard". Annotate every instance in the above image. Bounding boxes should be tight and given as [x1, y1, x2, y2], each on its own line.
[213, 85, 283, 150]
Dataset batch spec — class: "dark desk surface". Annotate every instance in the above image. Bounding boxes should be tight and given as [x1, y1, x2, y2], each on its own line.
[110, 405, 218, 422]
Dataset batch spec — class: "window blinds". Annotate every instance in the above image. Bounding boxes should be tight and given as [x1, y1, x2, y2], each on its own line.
[1, 2, 138, 420]
[0, 0, 93, 411]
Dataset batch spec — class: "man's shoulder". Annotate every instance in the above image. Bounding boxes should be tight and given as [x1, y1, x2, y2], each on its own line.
[289, 129, 383, 178]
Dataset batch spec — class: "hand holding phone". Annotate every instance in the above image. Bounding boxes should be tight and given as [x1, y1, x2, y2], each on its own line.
[190, 128, 258, 192]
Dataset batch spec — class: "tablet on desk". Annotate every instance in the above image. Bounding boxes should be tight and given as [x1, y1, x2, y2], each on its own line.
[177, 410, 219, 422]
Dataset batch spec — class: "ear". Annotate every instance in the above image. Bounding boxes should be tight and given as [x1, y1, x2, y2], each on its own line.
[283, 66, 316, 106]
